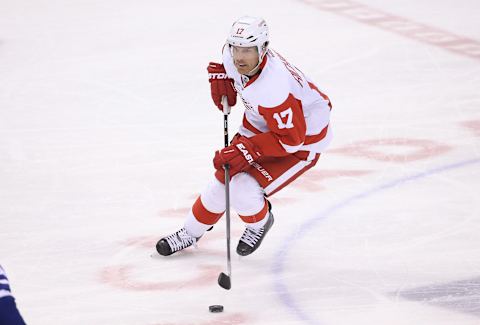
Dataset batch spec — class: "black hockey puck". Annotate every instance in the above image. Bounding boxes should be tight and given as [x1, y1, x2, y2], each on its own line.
[209, 305, 224, 313]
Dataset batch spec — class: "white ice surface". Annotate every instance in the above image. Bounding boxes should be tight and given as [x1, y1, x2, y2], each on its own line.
[1, 0, 480, 324]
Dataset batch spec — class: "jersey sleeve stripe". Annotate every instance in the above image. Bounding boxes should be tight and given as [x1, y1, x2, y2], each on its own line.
[280, 141, 304, 153]
[0, 283, 11, 292]
[0, 290, 12, 299]
[305, 125, 329, 145]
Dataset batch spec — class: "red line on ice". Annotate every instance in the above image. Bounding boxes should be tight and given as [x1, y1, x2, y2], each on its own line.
[329, 138, 452, 163]
[300, 0, 480, 61]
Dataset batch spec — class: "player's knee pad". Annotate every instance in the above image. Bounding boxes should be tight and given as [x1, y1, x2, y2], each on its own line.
[200, 177, 226, 213]
[229, 172, 265, 216]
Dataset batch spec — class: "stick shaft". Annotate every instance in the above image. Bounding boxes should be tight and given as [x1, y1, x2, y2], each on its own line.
[222, 97, 232, 280]
[224, 165, 231, 277]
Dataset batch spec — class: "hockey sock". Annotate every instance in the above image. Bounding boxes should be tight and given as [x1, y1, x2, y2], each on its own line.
[184, 196, 224, 237]
[239, 200, 269, 230]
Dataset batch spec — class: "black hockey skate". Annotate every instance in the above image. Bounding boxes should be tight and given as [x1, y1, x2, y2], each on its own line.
[156, 228, 199, 256]
[236, 202, 274, 256]
[156, 226, 213, 256]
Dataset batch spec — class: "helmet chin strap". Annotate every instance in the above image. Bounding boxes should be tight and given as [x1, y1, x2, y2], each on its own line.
[244, 49, 267, 76]
[245, 63, 260, 77]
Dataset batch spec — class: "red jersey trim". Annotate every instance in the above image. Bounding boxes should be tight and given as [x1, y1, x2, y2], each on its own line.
[266, 153, 321, 196]
[304, 125, 329, 145]
[308, 82, 332, 110]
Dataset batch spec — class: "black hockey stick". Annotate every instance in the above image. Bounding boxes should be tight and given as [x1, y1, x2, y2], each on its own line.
[218, 96, 232, 290]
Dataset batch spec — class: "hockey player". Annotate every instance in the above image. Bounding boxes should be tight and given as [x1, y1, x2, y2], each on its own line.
[0, 265, 26, 324]
[156, 16, 332, 256]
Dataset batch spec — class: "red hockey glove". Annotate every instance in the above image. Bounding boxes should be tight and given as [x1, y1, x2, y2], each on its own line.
[207, 62, 237, 111]
[213, 136, 262, 176]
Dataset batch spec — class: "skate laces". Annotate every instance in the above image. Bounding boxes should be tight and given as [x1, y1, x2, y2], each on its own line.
[240, 226, 264, 248]
[165, 228, 197, 252]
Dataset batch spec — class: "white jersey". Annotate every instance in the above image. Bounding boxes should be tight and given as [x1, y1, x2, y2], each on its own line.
[223, 47, 332, 157]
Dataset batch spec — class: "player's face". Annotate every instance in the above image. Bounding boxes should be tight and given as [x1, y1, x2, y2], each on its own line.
[231, 46, 259, 75]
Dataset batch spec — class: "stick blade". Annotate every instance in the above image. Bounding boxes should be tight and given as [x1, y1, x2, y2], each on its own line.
[218, 272, 231, 290]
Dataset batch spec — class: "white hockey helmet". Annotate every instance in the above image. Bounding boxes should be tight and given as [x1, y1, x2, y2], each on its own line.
[226, 16, 269, 60]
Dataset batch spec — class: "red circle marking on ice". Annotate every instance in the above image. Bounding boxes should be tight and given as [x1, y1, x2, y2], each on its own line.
[99, 264, 221, 291]
[461, 120, 480, 137]
[150, 313, 248, 325]
[330, 138, 451, 162]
